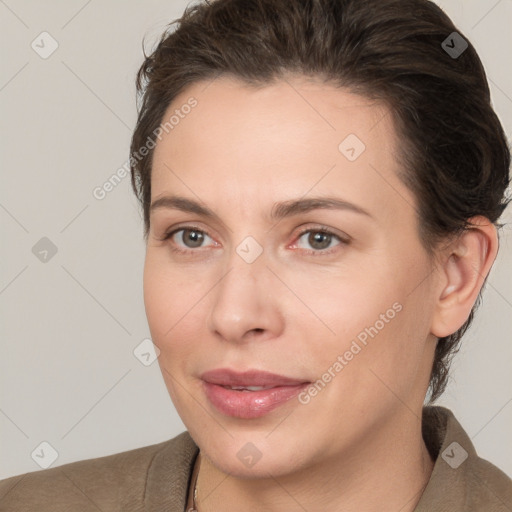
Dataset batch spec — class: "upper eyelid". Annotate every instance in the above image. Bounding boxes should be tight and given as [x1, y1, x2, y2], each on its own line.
[165, 224, 348, 247]
[164, 224, 213, 240]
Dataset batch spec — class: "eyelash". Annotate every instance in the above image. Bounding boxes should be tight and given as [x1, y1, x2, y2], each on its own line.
[160, 224, 349, 257]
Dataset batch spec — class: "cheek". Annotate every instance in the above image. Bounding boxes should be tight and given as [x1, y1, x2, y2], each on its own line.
[292, 257, 430, 397]
[144, 251, 200, 336]
[143, 254, 207, 380]
[287, 261, 399, 343]
[143, 258, 171, 339]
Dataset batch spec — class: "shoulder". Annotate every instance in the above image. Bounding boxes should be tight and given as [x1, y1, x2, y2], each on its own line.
[417, 405, 512, 512]
[465, 454, 512, 511]
[0, 431, 194, 512]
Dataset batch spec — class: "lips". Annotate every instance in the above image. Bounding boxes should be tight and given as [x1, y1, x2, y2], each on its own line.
[201, 368, 308, 387]
[201, 368, 310, 418]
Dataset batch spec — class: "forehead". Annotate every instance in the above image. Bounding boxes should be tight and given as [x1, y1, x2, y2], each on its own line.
[150, 75, 413, 222]
[154, 75, 394, 158]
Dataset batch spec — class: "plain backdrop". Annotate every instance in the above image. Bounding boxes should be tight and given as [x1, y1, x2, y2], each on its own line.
[1, 0, 511, 480]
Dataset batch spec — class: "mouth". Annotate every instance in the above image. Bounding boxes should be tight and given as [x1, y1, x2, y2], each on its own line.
[220, 385, 278, 391]
[201, 368, 309, 387]
[201, 368, 310, 419]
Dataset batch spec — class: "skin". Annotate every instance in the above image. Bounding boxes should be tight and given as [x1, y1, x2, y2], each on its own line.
[144, 75, 498, 512]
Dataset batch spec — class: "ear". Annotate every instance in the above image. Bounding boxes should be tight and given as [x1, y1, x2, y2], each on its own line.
[430, 216, 499, 338]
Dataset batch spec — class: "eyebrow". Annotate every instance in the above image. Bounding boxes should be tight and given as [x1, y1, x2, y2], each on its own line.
[149, 195, 373, 221]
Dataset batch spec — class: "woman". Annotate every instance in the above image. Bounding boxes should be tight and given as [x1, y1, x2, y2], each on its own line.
[1, 0, 510, 510]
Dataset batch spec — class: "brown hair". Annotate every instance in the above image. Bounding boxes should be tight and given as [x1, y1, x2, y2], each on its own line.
[130, 0, 510, 403]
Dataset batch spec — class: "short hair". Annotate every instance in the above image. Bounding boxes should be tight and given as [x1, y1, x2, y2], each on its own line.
[130, 0, 511, 403]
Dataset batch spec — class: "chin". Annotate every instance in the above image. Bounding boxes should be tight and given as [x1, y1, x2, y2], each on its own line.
[196, 432, 312, 479]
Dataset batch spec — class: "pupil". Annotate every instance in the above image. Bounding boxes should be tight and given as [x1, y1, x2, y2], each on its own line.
[185, 229, 203, 248]
[310, 232, 330, 250]
[181, 230, 332, 250]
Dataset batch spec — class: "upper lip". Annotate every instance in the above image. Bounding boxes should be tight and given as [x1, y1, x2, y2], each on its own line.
[201, 368, 309, 387]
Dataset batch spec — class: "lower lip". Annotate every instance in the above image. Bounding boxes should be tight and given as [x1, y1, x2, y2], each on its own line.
[203, 381, 309, 419]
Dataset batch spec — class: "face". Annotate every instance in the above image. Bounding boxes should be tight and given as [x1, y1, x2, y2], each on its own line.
[144, 75, 438, 478]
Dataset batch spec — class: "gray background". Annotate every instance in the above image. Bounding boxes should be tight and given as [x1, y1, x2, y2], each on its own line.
[1, 0, 511, 480]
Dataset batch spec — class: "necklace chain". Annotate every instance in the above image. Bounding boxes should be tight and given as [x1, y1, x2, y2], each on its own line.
[187, 452, 200, 512]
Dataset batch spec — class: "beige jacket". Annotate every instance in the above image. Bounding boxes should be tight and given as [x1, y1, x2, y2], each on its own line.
[0, 406, 510, 511]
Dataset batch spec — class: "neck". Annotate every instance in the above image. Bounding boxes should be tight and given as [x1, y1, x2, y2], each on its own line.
[193, 409, 434, 512]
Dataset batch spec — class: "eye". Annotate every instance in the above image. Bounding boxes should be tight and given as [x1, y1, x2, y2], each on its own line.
[294, 227, 348, 254]
[163, 226, 216, 253]
[160, 224, 349, 256]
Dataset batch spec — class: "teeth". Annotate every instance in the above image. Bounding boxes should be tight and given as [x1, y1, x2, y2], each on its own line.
[224, 385, 272, 391]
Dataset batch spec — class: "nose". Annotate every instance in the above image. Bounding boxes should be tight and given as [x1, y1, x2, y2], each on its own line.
[206, 244, 284, 345]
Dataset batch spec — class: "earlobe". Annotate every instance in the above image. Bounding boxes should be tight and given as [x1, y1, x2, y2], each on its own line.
[431, 217, 498, 338]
